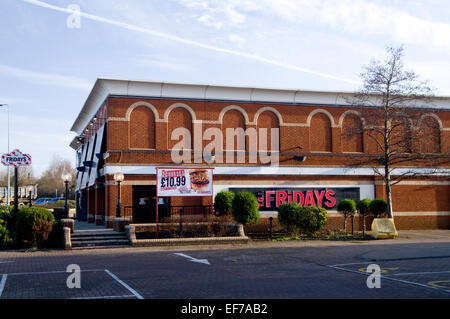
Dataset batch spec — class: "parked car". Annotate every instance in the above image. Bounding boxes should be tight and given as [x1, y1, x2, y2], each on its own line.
[33, 198, 51, 205]
[47, 197, 63, 204]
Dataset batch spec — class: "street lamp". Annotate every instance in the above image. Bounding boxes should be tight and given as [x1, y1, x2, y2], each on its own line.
[27, 185, 33, 207]
[62, 172, 72, 217]
[114, 172, 124, 218]
[0, 104, 10, 206]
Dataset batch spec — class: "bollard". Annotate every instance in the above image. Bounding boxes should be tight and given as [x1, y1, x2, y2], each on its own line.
[269, 217, 273, 240]
[351, 215, 354, 235]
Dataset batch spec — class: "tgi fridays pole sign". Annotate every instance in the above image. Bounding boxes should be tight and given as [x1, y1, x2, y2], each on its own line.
[1, 149, 32, 167]
[2, 149, 32, 213]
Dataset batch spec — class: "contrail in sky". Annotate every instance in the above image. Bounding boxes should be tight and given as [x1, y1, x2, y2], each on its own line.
[23, 0, 360, 85]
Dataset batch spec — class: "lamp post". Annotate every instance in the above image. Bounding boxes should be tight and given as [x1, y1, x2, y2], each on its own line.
[114, 172, 124, 218]
[0, 104, 10, 206]
[27, 185, 33, 207]
[62, 172, 72, 217]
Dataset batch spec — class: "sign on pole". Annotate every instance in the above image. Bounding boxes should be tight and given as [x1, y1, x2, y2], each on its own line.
[1, 149, 32, 167]
[156, 167, 214, 197]
[1, 149, 31, 214]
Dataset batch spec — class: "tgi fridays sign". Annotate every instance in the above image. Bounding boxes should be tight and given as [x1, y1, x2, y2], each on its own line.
[1, 149, 32, 167]
[156, 167, 213, 197]
[230, 187, 360, 211]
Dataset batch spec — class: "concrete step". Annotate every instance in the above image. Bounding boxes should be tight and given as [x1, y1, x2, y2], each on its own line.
[71, 239, 130, 247]
[71, 235, 128, 242]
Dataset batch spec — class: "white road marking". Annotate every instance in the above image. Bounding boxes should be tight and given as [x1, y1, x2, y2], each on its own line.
[174, 253, 211, 265]
[0, 261, 15, 264]
[0, 274, 7, 298]
[4, 269, 105, 276]
[70, 294, 135, 299]
[327, 265, 450, 293]
[104, 269, 144, 299]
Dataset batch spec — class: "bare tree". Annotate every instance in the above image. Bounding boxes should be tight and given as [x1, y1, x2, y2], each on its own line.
[37, 155, 76, 198]
[344, 45, 449, 219]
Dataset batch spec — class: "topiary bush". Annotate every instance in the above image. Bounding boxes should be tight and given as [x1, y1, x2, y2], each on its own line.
[232, 192, 260, 226]
[16, 207, 55, 248]
[337, 199, 356, 231]
[277, 202, 301, 234]
[356, 198, 372, 235]
[369, 198, 388, 218]
[298, 206, 328, 235]
[214, 191, 235, 217]
[278, 203, 328, 235]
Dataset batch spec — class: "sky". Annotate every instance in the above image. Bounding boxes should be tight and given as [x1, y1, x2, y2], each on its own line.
[0, 0, 449, 178]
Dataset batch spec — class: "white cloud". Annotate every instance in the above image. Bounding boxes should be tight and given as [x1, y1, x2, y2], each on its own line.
[0, 64, 92, 91]
[177, 0, 450, 51]
[131, 55, 194, 72]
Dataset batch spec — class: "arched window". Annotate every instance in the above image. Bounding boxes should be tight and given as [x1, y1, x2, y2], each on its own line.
[168, 107, 193, 149]
[390, 115, 412, 153]
[418, 116, 441, 153]
[222, 109, 246, 151]
[257, 111, 280, 152]
[342, 113, 363, 153]
[129, 106, 155, 149]
[310, 112, 332, 152]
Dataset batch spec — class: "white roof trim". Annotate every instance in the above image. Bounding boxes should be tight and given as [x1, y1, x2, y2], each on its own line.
[71, 78, 450, 135]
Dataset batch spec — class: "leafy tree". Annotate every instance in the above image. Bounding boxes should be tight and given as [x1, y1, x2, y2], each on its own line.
[369, 198, 388, 218]
[232, 192, 260, 226]
[337, 199, 356, 231]
[356, 198, 371, 236]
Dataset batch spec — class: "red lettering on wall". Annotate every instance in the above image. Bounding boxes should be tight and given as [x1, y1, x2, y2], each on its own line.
[314, 190, 325, 207]
[304, 191, 315, 206]
[276, 191, 287, 207]
[325, 190, 336, 207]
[266, 191, 275, 208]
[293, 191, 304, 205]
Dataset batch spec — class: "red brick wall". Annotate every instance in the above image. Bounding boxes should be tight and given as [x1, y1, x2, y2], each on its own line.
[79, 96, 450, 229]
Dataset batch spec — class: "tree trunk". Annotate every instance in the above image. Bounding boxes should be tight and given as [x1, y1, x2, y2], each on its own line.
[385, 167, 393, 219]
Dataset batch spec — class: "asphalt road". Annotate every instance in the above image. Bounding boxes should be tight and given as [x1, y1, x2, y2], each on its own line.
[1, 240, 449, 301]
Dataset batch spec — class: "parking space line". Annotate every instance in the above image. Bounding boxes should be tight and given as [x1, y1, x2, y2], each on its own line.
[4, 269, 106, 276]
[390, 270, 450, 276]
[0, 274, 7, 298]
[70, 294, 136, 299]
[327, 265, 449, 293]
[104, 269, 144, 299]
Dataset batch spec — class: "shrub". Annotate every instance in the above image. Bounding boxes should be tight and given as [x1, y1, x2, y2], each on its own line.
[16, 207, 55, 248]
[232, 192, 260, 226]
[298, 206, 328, 235]
[356, 198, 372, 234]
[214, 191, 235, 216]
[278, 203, 328, 235]
[277, 202, 301, 234]
[337, 199, 356, 231]
[0, 219, 13, 249]
[369, 198, 388, 218]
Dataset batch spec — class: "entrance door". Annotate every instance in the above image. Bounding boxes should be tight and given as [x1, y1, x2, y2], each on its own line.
[133, 186, 157, 223]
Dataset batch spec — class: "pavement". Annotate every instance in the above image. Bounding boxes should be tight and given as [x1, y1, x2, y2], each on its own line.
[0, 229, 448, 258]
[0, 229, 449, 301]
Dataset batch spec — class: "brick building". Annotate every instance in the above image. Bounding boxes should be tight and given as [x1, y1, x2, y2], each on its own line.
[70, 78, 450, 231]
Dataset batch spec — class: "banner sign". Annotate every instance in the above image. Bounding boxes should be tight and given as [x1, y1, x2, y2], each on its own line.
[229, 187, 360, 211]
[1, 149, 32, 167]
[157, 168, 214, 197]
